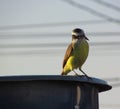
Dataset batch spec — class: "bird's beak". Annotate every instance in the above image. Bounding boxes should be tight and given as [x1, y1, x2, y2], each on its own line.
[85, 36, 89, 40]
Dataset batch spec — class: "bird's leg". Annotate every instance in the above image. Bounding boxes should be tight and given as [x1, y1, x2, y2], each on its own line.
[72, 70, 79, 76]
[79, 69, 88, 77]
[79, 69, 91, 79]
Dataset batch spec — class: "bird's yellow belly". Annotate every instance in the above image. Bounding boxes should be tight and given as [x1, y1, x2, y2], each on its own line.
[68, 40, 89, 69]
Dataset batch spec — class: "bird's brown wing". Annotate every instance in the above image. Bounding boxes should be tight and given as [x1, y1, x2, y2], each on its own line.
[62, 43, 73, 68]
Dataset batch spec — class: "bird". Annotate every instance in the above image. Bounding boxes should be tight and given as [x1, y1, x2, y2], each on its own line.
[61, 28, 89, 77]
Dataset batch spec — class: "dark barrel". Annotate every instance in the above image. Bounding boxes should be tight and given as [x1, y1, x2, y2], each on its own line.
[0, 75, 112, 109]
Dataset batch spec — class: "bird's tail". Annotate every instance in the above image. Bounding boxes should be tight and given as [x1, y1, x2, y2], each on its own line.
[61, 71, 65, 75]
[61, 70, 66, 75]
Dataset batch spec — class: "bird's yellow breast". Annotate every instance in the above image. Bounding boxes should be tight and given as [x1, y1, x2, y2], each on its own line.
[68, 39, 89, 69]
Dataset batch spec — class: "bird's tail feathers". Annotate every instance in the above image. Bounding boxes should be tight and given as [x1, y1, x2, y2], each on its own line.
[61, 70, 67, 75]
[61, 70, 65, 75]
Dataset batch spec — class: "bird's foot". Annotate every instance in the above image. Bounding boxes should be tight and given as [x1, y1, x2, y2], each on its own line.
[84, 74, 92, 80]
[72, 70, 92, 80]
[79, 69, 92, 80]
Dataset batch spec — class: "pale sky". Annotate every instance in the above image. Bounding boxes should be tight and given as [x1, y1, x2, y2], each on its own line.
[0, 0, 120, 108]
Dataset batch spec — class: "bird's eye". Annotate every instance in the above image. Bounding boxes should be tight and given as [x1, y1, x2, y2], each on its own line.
[72, 35, 78, 39]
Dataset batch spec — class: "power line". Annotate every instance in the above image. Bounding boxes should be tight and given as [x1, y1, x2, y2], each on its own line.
[0, 49, 64, 56]
[104, 77, 120, 82]
[100, 103, 120, 108]
[62, 0, 120, 24]
[0, 43, 120, 56]
[0, 42, 120, 48]
[103, 77, 120, 88]
[0, 20, 107, 30]
[92, 0, 120, 12]
[0, 47, 120, 56]
[91, 42, 120, 46]
[111, 83, 120, 88]
[0, 43, 66, 48]
[0, 32, 120, 39]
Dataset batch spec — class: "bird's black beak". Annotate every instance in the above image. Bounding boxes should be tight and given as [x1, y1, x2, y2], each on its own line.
[85, 36, 89, 40]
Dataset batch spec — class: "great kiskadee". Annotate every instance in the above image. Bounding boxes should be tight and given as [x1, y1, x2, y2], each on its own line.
[61, 28, 89, 76]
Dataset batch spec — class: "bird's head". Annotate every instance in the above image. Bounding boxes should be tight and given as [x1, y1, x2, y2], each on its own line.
[72, 28, 89, 41]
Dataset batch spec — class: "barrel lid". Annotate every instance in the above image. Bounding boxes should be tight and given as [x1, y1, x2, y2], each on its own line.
[0, 75, 112, 92]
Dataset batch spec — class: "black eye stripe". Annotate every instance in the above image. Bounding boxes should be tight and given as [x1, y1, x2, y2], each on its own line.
[72, 35, 79, 38]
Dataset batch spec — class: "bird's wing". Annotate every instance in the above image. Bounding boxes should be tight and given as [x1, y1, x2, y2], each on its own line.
[62, 43, 73, 68]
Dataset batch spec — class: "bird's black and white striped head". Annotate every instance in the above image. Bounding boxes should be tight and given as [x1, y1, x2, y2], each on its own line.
[72, 28, 89, 40]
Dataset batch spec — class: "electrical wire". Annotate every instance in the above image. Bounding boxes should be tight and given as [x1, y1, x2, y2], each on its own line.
[92, 0, 120, 12]
[103, 77, 120, 82]
[111, 83, 120, 88]
[0, 49, 64, 56]
[100, 103, 120, 108]
[61, 0, 120, 24]
[103, 77, 120, 88]
[0, 48, 120, 56]
[0, 42, 120, 48]
[0, 20, 107, 30]
[0, 32, 120, 39]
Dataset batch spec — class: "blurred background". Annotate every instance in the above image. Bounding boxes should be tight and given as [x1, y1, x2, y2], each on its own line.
[0, 0, 120, 108]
